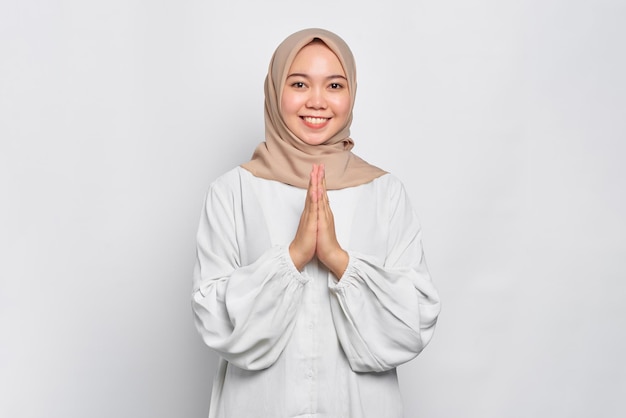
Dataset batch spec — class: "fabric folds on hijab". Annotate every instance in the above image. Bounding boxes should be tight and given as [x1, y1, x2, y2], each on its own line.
[241, 28, 386, 190]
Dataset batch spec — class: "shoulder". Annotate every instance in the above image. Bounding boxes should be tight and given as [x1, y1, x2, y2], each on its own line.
[368, 172, 408, 199]
[210, 166, 246, 187]
[367, 173, 419, 219]
[201, 167, 248, 211]
[206, 166, 253, 195]
[205, 166, 288, 203]
[371, 172, 403, 188]
[335, 173, 409, 202]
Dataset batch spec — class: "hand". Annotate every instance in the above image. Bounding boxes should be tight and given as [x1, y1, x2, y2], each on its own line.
[289, 164, 348, 278]
[315, 165, 349, 278]
[289, 164, 320, 271]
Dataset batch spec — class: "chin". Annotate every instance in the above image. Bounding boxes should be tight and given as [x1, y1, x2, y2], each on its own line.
[301, 137, 329, 146]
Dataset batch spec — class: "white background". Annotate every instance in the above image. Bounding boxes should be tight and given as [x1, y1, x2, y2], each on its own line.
[1, 1, 625, 417]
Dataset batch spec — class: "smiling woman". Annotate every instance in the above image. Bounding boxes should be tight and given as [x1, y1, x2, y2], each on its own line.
[191, 28, 440, 418]
[281, 40, 351, 146]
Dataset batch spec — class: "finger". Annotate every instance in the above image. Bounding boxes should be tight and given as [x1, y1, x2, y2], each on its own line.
[320, 164, 329, 206]
[311, 164, 319, 204]
[290, 166, 320, 270]
[307, 165, 318, 205]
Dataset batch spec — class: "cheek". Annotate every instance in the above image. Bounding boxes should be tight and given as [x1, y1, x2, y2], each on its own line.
[332, 94, 351, 118]
[280, 91, 299, 118]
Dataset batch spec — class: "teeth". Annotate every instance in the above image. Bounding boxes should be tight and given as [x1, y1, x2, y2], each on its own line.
[304, 117, 328, 125]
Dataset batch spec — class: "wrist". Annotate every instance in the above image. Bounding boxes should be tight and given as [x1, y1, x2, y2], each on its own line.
[289, 243, 306, 271]
[324, 248, 349, 279]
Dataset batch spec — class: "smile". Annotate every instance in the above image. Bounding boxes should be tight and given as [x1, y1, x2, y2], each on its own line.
[302, 116, 330, 128]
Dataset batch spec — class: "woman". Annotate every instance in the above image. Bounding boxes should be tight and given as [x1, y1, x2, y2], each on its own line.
[192, 28, 440, 418]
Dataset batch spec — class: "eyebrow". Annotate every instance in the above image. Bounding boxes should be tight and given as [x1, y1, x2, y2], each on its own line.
[286, 73, 347, 81]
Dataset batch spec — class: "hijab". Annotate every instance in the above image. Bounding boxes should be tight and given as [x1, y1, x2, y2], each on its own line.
[241, 28, 386, 190]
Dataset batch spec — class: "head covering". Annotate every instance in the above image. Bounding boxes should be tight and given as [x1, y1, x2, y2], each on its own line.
[241, 28, 386, 190]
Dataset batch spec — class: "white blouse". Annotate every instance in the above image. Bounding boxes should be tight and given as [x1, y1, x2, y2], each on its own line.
[192, 167, 440, 418]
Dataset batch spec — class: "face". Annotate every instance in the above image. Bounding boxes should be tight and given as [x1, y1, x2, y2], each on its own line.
[280, 42, 351, 146]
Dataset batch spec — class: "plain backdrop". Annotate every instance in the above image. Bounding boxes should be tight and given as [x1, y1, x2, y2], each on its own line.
[1, 0, 625, 417]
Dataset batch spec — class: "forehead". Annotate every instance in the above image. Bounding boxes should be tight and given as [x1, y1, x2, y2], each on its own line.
[288, 42, 345, 73]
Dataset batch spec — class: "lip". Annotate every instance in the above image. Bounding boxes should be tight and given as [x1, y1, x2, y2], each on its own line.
[301, 116, 331, 129]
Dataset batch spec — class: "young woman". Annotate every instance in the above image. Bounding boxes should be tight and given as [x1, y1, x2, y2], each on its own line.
[192, 28, 440, 418]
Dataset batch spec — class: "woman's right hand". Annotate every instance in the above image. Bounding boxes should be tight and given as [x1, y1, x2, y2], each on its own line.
[289, 164, 320, 270]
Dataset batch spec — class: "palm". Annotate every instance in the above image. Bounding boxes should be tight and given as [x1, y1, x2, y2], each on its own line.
[289, 164, 348, 278]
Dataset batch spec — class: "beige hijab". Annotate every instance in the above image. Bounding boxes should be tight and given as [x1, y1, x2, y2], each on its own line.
[241, 28, 386, 190]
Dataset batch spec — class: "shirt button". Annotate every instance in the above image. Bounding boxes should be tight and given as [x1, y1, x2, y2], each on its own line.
[307, 369, 314, 378]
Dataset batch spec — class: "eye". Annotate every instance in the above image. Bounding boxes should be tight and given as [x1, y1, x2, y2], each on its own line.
[291, 81, 306, 89]
[329, 82, 344, 89]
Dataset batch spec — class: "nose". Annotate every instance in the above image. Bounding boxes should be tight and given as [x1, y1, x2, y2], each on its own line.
[306, 87, 327, 110]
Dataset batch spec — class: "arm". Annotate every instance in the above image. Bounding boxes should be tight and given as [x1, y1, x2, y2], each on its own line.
[191, 176, 308, 371]
[328, 180, 441, 372]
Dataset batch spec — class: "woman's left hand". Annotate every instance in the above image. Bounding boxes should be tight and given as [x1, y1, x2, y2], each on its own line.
[315, 164, 349, 278]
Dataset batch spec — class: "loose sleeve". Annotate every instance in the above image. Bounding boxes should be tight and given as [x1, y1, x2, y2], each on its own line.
[191, 178, 308, 371]
[328, 180, 440, 373]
